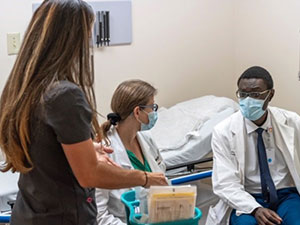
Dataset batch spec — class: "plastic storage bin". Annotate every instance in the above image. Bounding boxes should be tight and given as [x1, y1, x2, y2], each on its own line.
[121, 190, 202, 225]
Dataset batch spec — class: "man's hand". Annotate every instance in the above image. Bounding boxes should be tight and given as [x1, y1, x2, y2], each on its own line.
[253, 207, 282, 225]
[93, 142, 121, 168]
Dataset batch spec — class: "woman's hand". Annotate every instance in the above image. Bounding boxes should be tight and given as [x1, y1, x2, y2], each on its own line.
[144, 172, 168, 188]
[254, 207, 282, 225]
[93, 142, 121, 168]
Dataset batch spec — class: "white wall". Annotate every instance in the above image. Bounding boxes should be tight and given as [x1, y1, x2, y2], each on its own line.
[1, 0, 300, 120]
[94, 0, 235, 119]
[0, 0, 236, 122]
[234, 0, 300, 113]
[0, 1, 33, 162]
[0, 1, 32, 92]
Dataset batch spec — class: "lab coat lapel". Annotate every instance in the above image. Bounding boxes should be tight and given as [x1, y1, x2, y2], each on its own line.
[110, 127, 133, 169]
[270, 108, 295, 161]
[137, 132, 161, 173]
[269, 107, 300, 192]
[230, 111, 246, 185]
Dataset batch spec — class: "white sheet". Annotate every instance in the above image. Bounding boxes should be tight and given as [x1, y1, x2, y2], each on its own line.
[151, 95, 238, 151]
[162, 107, 237, 167]
[150, 96, 239, 167]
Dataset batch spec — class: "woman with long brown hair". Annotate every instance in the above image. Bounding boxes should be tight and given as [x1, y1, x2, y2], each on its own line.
[0, 1, 167, 224]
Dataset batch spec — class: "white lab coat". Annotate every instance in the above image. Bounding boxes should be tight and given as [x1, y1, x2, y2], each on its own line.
[95, 127, 166, 225]
[205, 107, 300, 225]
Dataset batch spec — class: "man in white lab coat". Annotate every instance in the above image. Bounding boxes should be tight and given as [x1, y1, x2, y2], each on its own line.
[206, 66, 300, 225]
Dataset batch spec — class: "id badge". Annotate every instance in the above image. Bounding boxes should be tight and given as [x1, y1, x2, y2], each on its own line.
[266, 148, 275, 165]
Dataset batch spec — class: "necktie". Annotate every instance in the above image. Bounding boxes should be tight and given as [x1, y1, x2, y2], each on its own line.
[256, 128, 278, 210]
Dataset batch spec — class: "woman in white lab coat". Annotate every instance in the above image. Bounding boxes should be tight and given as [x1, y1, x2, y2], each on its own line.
[95, 79, 166, 225]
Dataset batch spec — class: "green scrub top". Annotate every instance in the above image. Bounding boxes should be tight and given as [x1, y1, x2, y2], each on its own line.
[126, 150, 152, 172]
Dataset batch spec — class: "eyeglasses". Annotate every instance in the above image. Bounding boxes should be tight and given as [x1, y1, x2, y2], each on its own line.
[236, 89, 270, 99]
[139, 103, 159, 112]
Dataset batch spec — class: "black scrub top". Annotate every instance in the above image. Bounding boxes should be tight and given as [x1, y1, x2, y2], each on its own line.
[10, 81, 97, 225]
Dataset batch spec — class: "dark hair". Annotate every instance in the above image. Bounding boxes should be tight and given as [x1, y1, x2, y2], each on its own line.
[0, 0, 98, 173]
[237, 66, 274, 89]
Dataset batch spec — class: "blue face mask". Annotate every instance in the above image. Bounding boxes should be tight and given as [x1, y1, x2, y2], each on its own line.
[239, 97, 267, 121]
[140, 111, 158, 131]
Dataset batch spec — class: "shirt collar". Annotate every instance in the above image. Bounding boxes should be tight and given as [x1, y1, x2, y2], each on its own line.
[245, 109, 272, 134]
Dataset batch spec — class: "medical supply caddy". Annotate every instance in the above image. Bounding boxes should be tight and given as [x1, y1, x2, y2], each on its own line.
[121, 190, 202, 225]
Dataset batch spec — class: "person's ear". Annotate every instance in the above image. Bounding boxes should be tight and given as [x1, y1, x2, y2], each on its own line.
[268, 89, 275, 102]
[262, 89, 275, 110]
[132, 106, 141, 119]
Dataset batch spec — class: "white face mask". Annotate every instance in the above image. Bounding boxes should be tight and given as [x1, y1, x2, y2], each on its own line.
[139, 111, 158, 131]
[239, 92, 270, 121]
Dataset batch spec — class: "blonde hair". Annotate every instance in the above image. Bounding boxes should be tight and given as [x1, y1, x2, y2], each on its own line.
[0, 0, 100, 173]
[102, 79, 157, 141]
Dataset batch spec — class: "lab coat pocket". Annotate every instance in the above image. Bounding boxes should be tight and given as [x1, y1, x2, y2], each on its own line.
[206, 201, 230, 225]
[229, 151, 238, 168]
[205, 206, 218, 225]
[266, 148, 275, 165]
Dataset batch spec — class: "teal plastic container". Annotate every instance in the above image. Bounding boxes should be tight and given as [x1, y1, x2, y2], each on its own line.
[121, 190, 202, 225]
